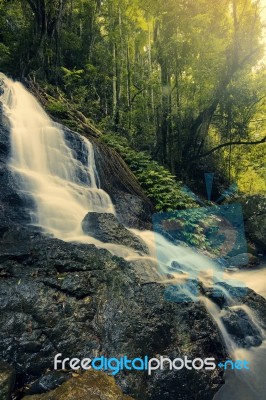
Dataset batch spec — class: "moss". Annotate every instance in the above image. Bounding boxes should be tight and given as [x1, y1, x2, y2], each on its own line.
[22, 370, 133, 400]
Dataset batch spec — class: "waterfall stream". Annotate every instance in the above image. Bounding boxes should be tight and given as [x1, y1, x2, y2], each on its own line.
[0, 73, 114, 239]
[0, 74, 265, 399]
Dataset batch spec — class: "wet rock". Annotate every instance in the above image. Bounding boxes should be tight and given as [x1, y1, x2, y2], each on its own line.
[0, 233, 227, 400]
[202, 282, 266, 348]
[164, 280, 199, 303]
[22, 370, 133, 400]
[242, 290, 266, 331]
[227, 253, 259, 268]
[112, 191, 152, 230]
[221, 308, 262, 347]
[0, 360, 16, 400]
[0, 124, 34, 235]
[26, 371, 72, 395]
[203, 288, 229, 308]
[82, 212, 149, 254]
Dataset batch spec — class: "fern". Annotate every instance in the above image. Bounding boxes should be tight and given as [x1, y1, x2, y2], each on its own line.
[100, 133, 197, 212]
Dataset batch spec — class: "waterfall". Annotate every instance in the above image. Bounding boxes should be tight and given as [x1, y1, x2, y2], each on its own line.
[0, 74, 265, 399]
[0, 73, 114, 239]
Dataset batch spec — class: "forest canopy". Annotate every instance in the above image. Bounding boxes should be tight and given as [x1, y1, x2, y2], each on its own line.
[0, 0, 265, 195]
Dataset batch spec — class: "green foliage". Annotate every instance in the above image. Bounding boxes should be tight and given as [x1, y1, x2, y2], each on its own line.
[0, 0, 265, 198]
[163, 208, 219, 249]
[0, 43, 10, 58]
[101, 133, 218, 249]
[61, 67, 84, 87]
[100, 133, 197, 212]
[46, 100, 69, 119]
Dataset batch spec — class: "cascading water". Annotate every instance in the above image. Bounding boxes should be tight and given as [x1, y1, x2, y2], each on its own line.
[0, 73, 114, 240]
[0, 74, 265, 399]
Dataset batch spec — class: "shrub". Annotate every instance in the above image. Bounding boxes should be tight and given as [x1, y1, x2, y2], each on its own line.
[100, 133, 197, 212]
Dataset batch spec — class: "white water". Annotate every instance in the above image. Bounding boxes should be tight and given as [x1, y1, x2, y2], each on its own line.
[1, 74, 266, 399]
[0, 73, 114, 239]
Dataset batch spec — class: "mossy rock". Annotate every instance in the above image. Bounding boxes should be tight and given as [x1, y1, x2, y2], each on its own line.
[22, 370, 133, 400]
[0, 360, 16, 400]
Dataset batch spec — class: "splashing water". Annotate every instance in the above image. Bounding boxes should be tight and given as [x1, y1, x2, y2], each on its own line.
[1, 73, 266, 398]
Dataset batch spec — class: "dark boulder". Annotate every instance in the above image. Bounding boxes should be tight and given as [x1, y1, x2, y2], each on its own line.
[25, 371, 72, 396]
[221, 308, 262, 347]
[227, 253, 259, 268]
[0, 360, 16, 400]
[0, 232, 226, 400]
[82, 212, 149, 254]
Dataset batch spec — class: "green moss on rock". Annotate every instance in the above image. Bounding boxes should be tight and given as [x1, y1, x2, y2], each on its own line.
[22, 370, 133, 400]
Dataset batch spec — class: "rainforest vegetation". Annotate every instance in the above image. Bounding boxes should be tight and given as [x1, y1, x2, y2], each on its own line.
[0, 0, 265, 203]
